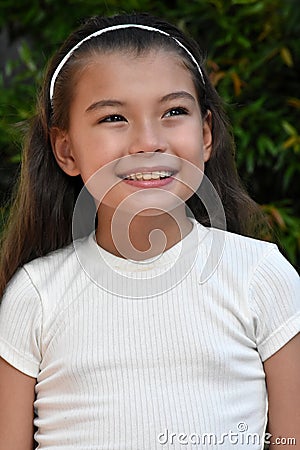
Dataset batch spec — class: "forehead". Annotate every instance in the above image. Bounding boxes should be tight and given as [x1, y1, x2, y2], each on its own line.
[71, 49, 197, 108]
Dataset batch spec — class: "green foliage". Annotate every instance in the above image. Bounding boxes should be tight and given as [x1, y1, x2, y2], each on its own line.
[0, 0, 299, 269]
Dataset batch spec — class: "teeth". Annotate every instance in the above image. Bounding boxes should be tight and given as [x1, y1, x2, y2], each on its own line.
[125, 170, 173, 181]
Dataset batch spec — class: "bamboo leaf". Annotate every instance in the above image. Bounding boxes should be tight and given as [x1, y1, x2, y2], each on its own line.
[280, 47, 294, 67]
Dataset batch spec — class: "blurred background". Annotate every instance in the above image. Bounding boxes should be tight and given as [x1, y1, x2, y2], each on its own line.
[0, 0, 299, 271]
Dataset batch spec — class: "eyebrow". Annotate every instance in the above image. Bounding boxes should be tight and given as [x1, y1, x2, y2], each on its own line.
[159, 91, 196, 104]
[85, 91, 196, 113]
[86, 99, 124, 112]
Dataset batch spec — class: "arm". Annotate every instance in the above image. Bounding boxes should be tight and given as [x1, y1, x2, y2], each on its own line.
[0, 357, 36, 450]
[264, 333, 300, 449]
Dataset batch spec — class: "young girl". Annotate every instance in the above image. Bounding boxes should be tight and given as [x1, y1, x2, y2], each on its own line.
[0, 12, 299, 450]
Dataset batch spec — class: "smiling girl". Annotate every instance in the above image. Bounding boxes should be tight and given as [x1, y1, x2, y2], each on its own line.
[0, 12, 299, 450]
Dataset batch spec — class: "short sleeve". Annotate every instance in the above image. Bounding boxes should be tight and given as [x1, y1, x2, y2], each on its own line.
[0, 267, 42, 377]
[249, 247, 300, 362]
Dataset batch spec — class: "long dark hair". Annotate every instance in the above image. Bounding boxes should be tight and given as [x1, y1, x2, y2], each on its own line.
[0, 12, 270, 299]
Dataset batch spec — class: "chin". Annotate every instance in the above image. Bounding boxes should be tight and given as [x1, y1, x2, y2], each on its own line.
[135, 208, 169, 217]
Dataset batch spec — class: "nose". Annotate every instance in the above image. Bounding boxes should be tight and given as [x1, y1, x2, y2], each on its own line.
[128, 120, 167, 155]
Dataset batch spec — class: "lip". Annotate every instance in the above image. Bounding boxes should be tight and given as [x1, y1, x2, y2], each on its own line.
[117, 166, 178, 189]
[122, 176, 175, 188]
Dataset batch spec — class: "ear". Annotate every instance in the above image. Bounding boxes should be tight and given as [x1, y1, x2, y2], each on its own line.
[50, 127, 80, 176]
[202, 110, 213, 162]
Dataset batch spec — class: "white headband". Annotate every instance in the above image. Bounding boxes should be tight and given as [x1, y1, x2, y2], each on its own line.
[49, 23, 205, 102]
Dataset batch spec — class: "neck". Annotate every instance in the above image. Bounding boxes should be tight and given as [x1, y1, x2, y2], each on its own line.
[95, 204, 193, 261]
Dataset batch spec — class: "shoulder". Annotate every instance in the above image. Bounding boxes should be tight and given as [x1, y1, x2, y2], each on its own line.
[194, 223, 283, 279]
[2, 234, 92, 316]
[217, 227, 277, 258]
[194, 223, 299, 299]
[22, 234, 90, 286]
[206, 225, 297, 276]
[220, 229, 299, 289]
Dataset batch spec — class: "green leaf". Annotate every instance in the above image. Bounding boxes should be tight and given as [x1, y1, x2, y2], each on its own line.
[282, 121, 298, 137]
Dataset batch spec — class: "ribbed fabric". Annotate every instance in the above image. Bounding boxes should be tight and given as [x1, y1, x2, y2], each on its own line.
[0, 220, 299, 449]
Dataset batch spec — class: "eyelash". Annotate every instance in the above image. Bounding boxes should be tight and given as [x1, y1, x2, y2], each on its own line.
[98, 107, 189, 123]
[99, 115, 126, 123]
[164, 107, 189, 118]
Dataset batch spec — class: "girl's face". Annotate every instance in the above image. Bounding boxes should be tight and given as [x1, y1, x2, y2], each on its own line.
[51, 49, 212, 215]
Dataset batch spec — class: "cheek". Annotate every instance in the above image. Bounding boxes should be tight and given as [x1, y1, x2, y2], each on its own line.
[174, 127, 204, 166]
[174, 125, 205, 196]
[80, 162, 121, 203]
[71, 140, 120, 183]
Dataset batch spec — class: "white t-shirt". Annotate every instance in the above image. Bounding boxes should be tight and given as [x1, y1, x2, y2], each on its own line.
[0, 220, 299, 449]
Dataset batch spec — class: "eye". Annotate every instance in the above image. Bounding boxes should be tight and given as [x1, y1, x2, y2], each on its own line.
[163, 107, 189, 118]
[99, 114, 127, 123]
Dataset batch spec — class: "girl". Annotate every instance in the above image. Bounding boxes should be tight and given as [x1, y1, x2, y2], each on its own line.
[0, 12, 299, 450]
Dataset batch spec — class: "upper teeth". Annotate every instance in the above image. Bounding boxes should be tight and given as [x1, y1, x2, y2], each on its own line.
[125, 170, 172, 181]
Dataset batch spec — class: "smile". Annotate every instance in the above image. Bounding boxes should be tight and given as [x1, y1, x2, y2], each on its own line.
[123, 170, 174, 181]
[118, 167, 178, 188]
